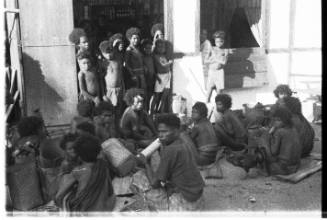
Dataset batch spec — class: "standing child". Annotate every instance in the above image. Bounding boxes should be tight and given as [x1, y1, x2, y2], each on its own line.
[124, 27, 147, 91]
[141, 39, 156, 111]
[77, 51, 102, 106]
[99, 39, 124, 117]
[200, 29, 212, 89]
[190, 102, 222, 166]
[151, 39, 173, 114]
[205, 31, 228, 103]
[55, 134, 116, 211]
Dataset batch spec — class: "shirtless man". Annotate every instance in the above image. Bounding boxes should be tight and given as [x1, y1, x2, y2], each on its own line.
[120, 88, 157, 149]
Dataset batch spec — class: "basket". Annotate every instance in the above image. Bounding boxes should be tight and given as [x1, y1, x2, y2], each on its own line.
[102, 138, 136, 177]
[7, 161, 45, 211]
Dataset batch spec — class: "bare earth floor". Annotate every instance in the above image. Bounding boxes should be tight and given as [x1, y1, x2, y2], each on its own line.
[203, 124, 321, 211]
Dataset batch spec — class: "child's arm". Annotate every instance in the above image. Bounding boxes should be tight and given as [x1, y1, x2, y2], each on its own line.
[78, 72, 98, 101]
[189, 126, 199, 139]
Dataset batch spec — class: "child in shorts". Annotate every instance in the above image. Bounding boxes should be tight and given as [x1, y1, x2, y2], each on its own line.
[205, 31, 228, 103]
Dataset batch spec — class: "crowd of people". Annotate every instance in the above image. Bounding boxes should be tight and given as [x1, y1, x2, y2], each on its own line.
[6, 21, 316, 213]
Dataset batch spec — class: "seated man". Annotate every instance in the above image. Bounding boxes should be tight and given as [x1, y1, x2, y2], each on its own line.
[55, 134, 116, 211]
[213, 94, 247, 151]
[120, 88, 157, 148]
[140, 114, 205, 211]
[189, 102, 222, 166]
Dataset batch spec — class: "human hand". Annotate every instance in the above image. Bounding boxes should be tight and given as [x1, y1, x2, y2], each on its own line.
[94, 97, 101, 106]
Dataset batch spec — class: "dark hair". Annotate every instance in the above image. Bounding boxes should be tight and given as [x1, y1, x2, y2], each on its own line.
[283, 96, 302, 115]
[215, 94, 232, 109]
[123, 88, 145, 106]
[273, 84, 293, 98]
[73, 134, 101, 162]
[17, 116, 43, 137]
[94, 101, 114, 116]
[155, 113, 180, 129]
[99, 40, 112, 54]
[192, 102, 208, 118]
[60, 133, 79, 150]
[126, 27, 141, 40]
[109, 33, 124, 48]
[272, 107, 293, 127]
[76, 50, 91, 61]
[212, 30, 225, 40]
[151, 23, 164, 37]
[77, 100, 94, 117]
[76, 121, 95, 135]
[141, 38, 153, 49]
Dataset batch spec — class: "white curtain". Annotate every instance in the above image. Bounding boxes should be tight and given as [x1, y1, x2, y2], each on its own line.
[243, 0, 263, 47]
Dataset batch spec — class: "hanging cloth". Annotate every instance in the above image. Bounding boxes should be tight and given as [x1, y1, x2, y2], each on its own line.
[243, 0, 263, 47]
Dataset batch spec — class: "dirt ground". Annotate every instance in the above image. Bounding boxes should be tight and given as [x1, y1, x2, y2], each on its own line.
[203, 124, 321, 212]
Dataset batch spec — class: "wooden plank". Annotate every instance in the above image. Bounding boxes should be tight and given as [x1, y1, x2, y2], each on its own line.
[22, 46, 78, 125]
[19, 0, 75, 46]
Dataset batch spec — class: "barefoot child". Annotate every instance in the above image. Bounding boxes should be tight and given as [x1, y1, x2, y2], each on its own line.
[151, 39, 173, 114]
[99, 39, 124, 116]
[206, 31, 228, 103]
[55, 134, 116, 211]
[77, 52, 101, 106]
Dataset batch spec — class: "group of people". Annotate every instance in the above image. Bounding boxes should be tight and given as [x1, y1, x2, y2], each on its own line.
[6, 21, 316, 212]
[75, 23, 173, 119]
[7, 81, 316, 212]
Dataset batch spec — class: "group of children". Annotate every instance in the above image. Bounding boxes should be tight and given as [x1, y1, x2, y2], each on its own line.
[75, 23, 173, 119]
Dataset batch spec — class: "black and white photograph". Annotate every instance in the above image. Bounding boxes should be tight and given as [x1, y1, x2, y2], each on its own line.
[3, 0, 322, 217]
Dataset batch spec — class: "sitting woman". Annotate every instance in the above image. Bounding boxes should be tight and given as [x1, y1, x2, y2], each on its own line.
[283, 96, 315, 158]
[189, 102, 222, 166]
[55, 134, 116, 211]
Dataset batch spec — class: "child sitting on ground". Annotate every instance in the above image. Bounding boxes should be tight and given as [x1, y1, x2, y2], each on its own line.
[99, 38, 124, 117]
[150, 39, 173, 114]
[77, 51, 102, 106]
[214, 94, 247, 151]
[70, 100, 94, 134]
[270, 84, 294, 115]
[141, 39, 156, 111]
[189, 102, 222, 166]
[59, 133, 81, 174]
[125, 27, 147, 91]
[205, 31, 228, 103]
[55, 134, 116, 211]
[283, 96, 315, 158]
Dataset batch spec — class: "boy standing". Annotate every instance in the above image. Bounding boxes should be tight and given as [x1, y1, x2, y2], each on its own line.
[77, 52, 101, 106]
[124, 27, 147, 91]
[142, 114, 205, 211]
[205, 31, 228, 103]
